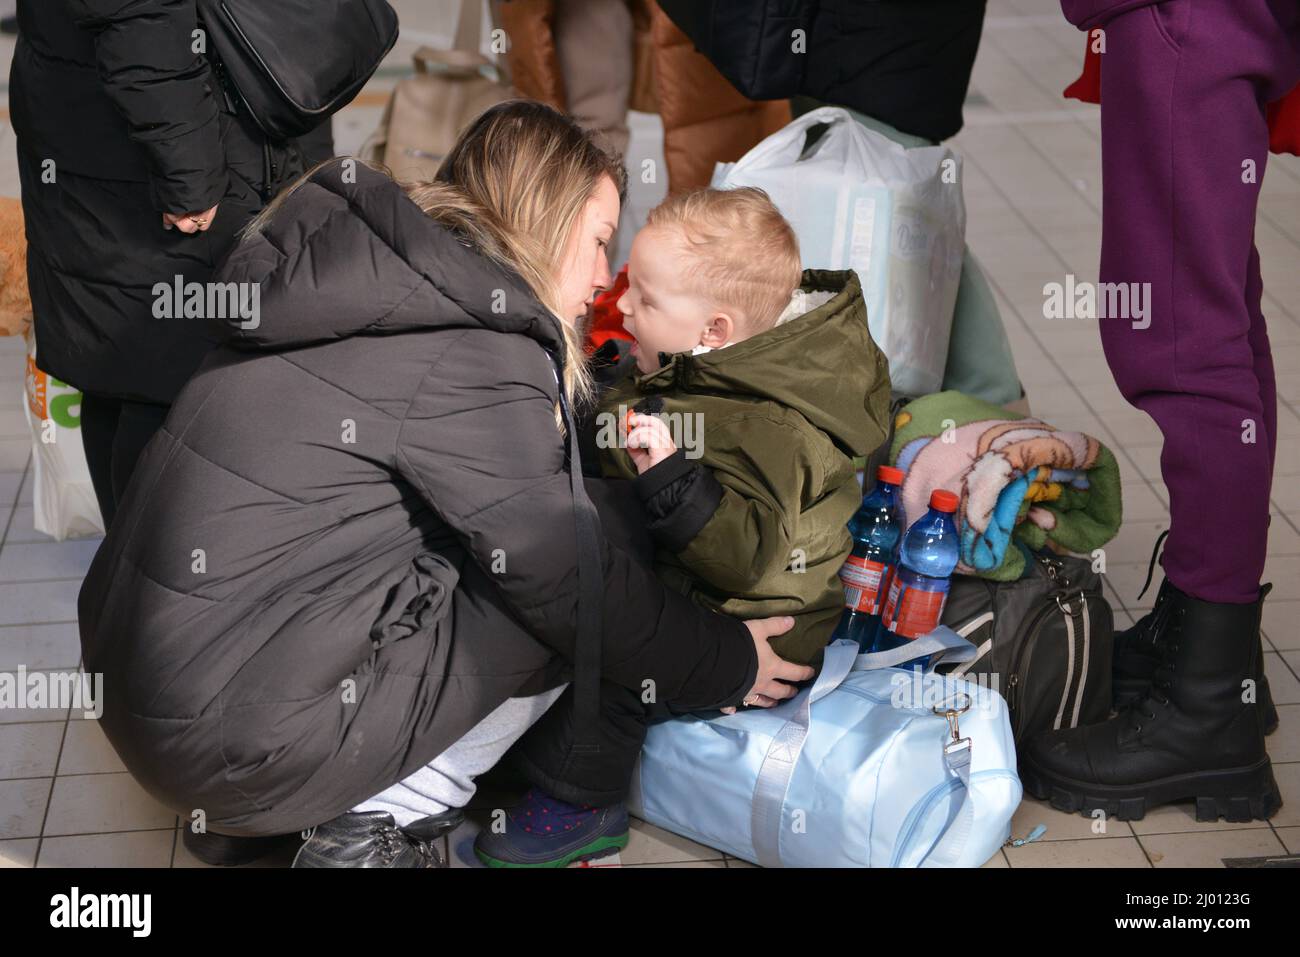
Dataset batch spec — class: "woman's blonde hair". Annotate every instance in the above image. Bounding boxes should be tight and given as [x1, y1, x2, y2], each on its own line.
[245, 100, 626, 410]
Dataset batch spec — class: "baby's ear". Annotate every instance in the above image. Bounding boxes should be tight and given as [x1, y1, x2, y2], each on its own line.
[700, 311, 736, 348]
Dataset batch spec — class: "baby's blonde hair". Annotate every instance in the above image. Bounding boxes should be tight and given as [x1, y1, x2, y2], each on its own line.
[645, 187, 802, 335]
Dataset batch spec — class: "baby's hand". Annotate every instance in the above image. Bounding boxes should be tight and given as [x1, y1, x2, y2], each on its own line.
[624, 411, 676, 474]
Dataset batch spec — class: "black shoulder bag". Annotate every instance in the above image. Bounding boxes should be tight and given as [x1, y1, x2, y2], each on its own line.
[197, 0, 400, 142]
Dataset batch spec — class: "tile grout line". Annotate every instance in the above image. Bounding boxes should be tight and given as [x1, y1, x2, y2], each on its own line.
[0, 454, 28, 547]
[31, 709, 72, 867]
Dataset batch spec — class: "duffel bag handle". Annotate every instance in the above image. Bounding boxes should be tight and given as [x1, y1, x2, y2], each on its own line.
[794, 626, 978, 722]
[852, 625, 979, 673]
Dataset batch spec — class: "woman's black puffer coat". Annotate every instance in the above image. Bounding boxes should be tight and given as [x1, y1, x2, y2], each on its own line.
[76, 162, 758, 837]
[10, 0, 329, 404]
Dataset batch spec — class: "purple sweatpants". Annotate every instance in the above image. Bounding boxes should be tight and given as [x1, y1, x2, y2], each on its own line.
[1073, 0, 1300, 603]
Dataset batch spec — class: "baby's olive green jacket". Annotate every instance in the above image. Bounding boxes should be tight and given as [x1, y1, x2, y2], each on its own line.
[596, 269, 892, 665]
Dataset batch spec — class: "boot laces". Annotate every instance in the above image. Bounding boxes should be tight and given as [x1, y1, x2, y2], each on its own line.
[411, 838, 442, 867]
[1135, 529, 1169, 604]
[1130, 604, 1185, 729]
[1139, 584, 1176, 648]
[370, 823, 406, 864]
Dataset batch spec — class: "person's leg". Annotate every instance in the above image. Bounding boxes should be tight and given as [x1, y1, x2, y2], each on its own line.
[512, 679, 651, 806]
[1093, 0, 1296, 604]
[944, 246, 1025, 408]
[1245, 243, 1277, 482]
[472, 478, 653, 863]
[109, 400, 169, 512]
[552, 0, 634, 159]
[475, 681, 642, 866]
[1020, 0, 1300, 822]
[509, 476, 655, 807]
[351, 685, 567, 827]
[79, 393, 122, 528]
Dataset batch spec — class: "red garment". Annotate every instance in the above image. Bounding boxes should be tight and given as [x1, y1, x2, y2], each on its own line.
[585, 264, 635, 354]
[1063, 36, 1300, 155]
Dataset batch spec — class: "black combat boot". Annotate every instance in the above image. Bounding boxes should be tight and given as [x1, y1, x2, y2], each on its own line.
[292, 809, 463, 868]
[1112, 532, 1276, 734]
[1021, 583, 1281, 822]
[1111, 578, 1174, 711]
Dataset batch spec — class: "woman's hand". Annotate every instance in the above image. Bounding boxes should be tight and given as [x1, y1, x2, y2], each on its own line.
[624, 411, 676, 474]
[722, 616, 814, 713]
[163, 204, 219, 234]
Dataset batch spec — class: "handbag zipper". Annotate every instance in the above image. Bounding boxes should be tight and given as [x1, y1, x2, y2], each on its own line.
[1006, 602, 1054, 736]
[1005, 555, 1075, 737]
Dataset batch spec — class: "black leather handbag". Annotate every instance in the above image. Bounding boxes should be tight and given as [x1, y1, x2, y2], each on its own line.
[198, 0, 400, 142]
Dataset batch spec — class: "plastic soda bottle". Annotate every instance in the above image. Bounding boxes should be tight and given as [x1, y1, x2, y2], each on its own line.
[876, 489, 961, 669]
[830, 465, 905, 651]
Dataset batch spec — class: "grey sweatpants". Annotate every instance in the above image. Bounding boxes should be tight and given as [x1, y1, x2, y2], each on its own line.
[352, 685, 568, 827]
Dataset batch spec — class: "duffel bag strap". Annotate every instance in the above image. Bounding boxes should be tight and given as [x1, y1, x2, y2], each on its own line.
[853, 625, 978, 671]
[920, 730, 975, 868]
[750, 640, 859, 867]
[859, 627, 981, 866]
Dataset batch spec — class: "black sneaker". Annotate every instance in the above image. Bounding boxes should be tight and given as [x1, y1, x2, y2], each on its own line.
[292, 809, 462, 868]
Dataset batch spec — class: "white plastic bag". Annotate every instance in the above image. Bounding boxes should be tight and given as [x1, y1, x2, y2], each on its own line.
[22, 329, 103, 540]
[712, 106, 966, 396]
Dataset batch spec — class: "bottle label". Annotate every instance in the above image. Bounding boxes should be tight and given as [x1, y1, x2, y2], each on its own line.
[838, 555, 889, 614]
[882, 575, 950, 639]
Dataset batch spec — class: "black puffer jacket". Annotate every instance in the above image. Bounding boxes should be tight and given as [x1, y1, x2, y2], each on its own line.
[77, 162, 758, 836]
[659, 0, 987, 142]
[10, 0, 329, 404]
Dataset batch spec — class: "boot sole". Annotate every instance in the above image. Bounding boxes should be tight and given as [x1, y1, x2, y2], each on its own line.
[1020, 757, 1282, 823]
[474, 832, 629, 869]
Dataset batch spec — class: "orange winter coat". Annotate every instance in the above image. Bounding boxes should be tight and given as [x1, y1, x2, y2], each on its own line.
[497, 0, 790, 192]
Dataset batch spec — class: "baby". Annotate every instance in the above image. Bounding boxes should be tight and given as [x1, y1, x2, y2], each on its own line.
[599, 188, 890, 664]
[474, 187, 892, 868]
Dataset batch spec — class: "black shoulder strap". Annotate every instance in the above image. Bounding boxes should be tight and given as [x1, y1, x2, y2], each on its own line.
[553, 356, 603, 756]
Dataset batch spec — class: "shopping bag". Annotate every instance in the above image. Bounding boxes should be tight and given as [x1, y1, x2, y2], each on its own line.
[360, 0, 512, 184]
[712, 106, 966, 396]
[22, 330, 103, 540]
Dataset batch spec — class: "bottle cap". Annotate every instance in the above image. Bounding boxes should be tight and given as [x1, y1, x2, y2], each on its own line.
[877, 465, 905, 486]
[930, 489, 959, 512]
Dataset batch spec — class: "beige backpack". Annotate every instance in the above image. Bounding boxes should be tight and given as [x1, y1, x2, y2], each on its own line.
[362, 0, 512, 184]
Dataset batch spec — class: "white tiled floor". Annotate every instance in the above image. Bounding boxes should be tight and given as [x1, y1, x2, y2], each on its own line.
[2, 0, 1299, 868]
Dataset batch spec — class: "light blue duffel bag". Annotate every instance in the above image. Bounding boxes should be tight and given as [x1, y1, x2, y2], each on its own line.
[627, 630, 1022, 867]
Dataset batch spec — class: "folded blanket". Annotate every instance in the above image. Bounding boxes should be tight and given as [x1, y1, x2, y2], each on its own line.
[890, 391, 1123, 581]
